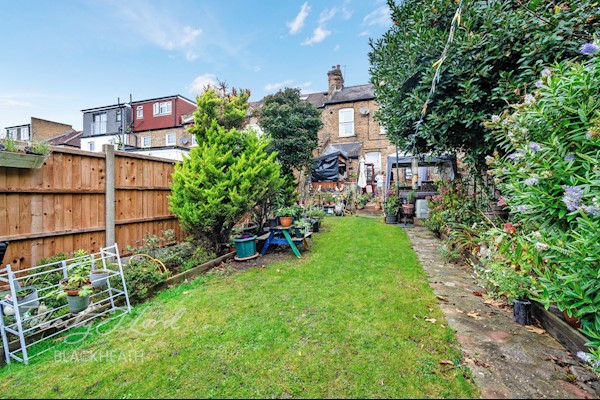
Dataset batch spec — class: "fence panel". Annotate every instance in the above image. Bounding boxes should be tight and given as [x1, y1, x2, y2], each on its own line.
[0, 146, 182, 271]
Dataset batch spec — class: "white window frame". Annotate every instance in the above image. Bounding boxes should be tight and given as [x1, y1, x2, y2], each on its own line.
[379, 123, 387, 135]
[338, 108, 355, 137]
[7, 129, 17, 139]
[137, 106, 144, 119]
[116, 109, 122, 122]
[88, 141, 96, 151]
[191, 135, 197, 146]
[92, 113, 107, 135]
[165, 133, 176, 146]
[365, 151, 382, 173]
[153, 101, 172, 116]
[142, 136, 151, 148]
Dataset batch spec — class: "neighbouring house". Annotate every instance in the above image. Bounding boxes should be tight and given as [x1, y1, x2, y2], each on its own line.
[80, 100, 134, 152]
[2, 117, 73, 143]
[248, 65, 396, 191]
[80, 95, 198, 161]
[47, 130, 83, 148]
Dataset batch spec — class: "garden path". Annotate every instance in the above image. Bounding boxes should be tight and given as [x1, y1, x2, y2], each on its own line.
[405, 226, 599, 399]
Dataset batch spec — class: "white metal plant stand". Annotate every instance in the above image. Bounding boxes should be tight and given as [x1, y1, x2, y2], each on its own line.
[0, 244, 131, 365]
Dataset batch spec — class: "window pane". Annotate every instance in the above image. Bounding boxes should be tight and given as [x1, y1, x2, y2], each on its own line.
[137, 106, 143, 118]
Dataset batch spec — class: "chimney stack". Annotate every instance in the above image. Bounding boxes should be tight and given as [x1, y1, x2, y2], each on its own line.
[327, 65, 344, 99]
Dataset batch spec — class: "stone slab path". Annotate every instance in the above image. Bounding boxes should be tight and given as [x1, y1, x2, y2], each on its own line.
[405, 226, 599, 399]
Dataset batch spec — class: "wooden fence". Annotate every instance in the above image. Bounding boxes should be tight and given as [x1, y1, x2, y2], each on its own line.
[0, 146, 183, 271]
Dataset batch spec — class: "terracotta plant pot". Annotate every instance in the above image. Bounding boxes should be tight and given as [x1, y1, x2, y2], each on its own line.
[562, 310, 582, 329]
[279, 216, 293, 227]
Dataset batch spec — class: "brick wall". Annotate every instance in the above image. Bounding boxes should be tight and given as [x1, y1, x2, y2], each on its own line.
[31, 118, 73, 141]
[134, 126, 195, 148]
[317, 99, 396, 174]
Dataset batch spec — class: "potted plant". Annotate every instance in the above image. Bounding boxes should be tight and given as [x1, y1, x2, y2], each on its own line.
[277, 206, 295, 227]
[5, 286, 39, 315]
[402, 190, 416, 216]
[305, 206, 325, 232]
[0, 138, 51, 169]
[57, 267, 93, 314]
[384, 195, 400, 223]
[231, 226, 258, 260]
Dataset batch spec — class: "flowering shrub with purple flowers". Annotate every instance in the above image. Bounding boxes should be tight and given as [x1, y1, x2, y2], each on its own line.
[486, 54, 600, 367]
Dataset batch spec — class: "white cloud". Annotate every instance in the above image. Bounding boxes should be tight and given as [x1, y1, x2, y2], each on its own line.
[108, 0, 202, 60]
[185, 50, 199, 61]
[188, 74, 219, 95]
[301, 26, 331, 46]
[264, 80, 294, 92]
[0, 98, 32, 107]
[287, 2, 311, 35]
[363, 5, 391, 26]
[318, 8, 338, 25]
[253, 66, 262, 72]
[359, 30, 370, 37]
[334, 44, 340, 51]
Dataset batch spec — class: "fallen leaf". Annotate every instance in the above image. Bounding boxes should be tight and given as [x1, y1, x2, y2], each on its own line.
[526, 325, 546, 335]
[439, 360, 454, 365]
[441, 325, 446, 328]
[467, 311, 480, 319]
[436, 295, 449, 303]
[425, 317, 437, 324]
[183, 291, 190, 295]
[455, 308, 464, 314]
[472, 291, 484, 297]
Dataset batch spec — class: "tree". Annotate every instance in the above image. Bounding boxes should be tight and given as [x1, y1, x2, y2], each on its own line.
[193, 81, 251, 142]
[257, 87, 322, 177]
[169, 89, 281, 253]
[369, 0, 599, 171]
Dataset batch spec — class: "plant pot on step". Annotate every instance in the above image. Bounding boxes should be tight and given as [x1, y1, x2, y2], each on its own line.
[513, 298, 532, 325]
[385, 214, 398, 224]
[66, 293, 91, 314]
[6, 286, 39, 315]
[90, 269, 111, 288]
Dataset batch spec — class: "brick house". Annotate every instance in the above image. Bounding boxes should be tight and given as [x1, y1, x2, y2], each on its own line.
[248, 65, 395, 189]
[317, 65, 395, 182]
[2, 117, 73, 142]
[80, 95, 198, 160]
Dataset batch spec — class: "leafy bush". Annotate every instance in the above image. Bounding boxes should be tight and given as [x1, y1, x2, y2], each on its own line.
[121, 259, 171, 302]
[169, 88, 281, 253]
[486, 53, 600, 367]
[423, 179, 481, 234]
[383, 194, 400, 215]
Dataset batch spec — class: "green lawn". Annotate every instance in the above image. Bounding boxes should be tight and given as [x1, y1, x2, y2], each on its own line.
[0, 217, 477, 398]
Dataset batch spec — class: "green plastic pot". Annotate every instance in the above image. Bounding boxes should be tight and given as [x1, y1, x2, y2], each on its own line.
[233, 235, 257, 259]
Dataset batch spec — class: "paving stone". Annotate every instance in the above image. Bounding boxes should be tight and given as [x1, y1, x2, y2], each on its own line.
[403, 226, 599, 399]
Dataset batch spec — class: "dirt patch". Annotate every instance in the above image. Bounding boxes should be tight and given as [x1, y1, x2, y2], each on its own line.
[226, 245, 300, 271]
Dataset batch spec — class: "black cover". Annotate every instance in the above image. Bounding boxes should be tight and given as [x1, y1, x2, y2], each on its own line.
[311, 151, 344, 182]
[0, 241, 8, 265]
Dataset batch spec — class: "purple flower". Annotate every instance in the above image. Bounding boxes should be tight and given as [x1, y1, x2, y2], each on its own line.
[497, 197, 508, 207]
[541, 68, 552, 77]
[534, 80, 543, 88]
[564, 153, 575, 161]
[529, 142, 541, 152]
[580, 42, 600, 55]
[562, 185, 584, 211]
[525, 176, 539, 185]
[583, 206, 600, 216]
[517, 205, 527, 212]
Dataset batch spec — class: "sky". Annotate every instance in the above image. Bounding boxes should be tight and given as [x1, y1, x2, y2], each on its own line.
[0, 0, 392, 131]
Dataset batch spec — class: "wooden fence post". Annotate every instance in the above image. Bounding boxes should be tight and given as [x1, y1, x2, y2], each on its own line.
[104, 144, 115, 247]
